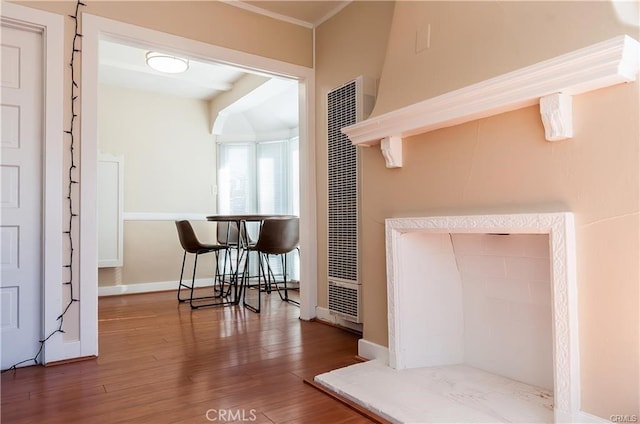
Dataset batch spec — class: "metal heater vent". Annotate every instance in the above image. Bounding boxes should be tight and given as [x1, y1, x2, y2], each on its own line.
[327, 79, 359, 283]
[326, 76, 374, 325]
[328, 280, 361, 323]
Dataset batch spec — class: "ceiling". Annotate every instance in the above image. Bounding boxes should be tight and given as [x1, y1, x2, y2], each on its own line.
[99, 39, 298, 141]
[98, 2, 351, 140]
[99, 40, 248, 100]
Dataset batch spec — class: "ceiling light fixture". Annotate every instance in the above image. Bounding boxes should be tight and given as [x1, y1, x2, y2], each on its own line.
[145, 51, 189, 74]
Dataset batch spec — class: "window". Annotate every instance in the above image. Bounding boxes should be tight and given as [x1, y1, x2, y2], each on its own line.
[217, 137, 299, 215]
[217, 143, 255, 214]
[217, 137, 300, 278]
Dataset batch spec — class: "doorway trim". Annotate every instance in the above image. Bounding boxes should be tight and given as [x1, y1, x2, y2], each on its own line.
[80, 14, 317, 353]
[1, 2, 67, 363]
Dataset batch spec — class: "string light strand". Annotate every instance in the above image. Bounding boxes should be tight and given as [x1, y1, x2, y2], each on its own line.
[2, 0, 85, 373]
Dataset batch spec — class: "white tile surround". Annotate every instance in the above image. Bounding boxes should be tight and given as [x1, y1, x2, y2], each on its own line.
[316, 212, 581, 423]
[452, 233, 553, 391]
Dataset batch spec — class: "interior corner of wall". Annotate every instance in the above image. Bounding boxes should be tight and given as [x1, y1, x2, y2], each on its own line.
[357, 338, 389, 364]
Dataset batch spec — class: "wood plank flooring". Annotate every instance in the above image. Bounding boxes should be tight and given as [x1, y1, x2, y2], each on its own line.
[1, 289, 375, 423]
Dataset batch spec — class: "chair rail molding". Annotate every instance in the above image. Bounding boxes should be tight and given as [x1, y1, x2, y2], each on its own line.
[342, 35, 640, 167]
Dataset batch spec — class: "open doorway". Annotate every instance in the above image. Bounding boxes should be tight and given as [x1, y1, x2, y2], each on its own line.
[81, 14, 317, 357]
[96, 38, 300, 292]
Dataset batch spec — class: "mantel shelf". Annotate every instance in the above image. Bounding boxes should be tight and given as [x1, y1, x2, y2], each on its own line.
[342, 35, 640, 168]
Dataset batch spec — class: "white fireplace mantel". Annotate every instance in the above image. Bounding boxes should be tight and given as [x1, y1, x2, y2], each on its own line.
[342, 35, 640, 168]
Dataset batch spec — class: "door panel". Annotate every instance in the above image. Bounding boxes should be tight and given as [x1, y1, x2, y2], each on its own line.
[0, 24, 43, 369]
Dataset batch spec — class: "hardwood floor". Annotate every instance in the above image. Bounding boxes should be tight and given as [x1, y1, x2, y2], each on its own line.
[1, 289, 375, 423]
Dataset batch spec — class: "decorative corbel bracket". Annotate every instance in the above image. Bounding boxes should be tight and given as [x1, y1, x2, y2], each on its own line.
[380, 136, 403, 168]
[341, 35, 640, 166]
[540, 93, 573, 141]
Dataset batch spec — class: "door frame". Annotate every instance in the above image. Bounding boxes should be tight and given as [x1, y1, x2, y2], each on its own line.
[80, 14, 317, 354]
[1, 2, 67, 363]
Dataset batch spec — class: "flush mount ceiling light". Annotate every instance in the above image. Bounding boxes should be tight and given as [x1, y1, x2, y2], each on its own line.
[145, 51, 189, 74]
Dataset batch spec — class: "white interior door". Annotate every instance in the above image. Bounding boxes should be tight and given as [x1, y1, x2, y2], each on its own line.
[1, 23, 44, 369]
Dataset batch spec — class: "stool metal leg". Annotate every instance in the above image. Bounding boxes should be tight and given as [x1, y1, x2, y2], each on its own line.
[177, 251, 190, 302]
[242, 249, 262, 313]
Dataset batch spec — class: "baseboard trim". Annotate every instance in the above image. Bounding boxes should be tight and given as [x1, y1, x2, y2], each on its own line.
[315, 306, 363, 333]
[98, 278, 213, 296]
[357, 339, 389, 364]
[575, 411, 611, 423]
[42, 340, 82, 365]
[45, 355, 96, 367]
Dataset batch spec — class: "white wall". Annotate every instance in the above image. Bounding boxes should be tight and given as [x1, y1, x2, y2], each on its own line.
[398, 233, 465, 367]
[98, 84, 218, 287]
[98, 84, 216, 213]
[397, 232, 553, 390]
[453, 233, 553, 390]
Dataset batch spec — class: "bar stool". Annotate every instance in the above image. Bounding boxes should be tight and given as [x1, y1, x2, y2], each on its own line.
[241, 217, 299, 313]
[174, 220, 232, 309]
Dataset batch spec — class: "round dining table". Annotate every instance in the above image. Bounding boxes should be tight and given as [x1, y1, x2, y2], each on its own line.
[205, 214, 298, 306]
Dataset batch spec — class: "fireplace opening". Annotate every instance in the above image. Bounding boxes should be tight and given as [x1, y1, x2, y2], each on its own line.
[399, 232, 553, 391]
[384, 213, 578, 422]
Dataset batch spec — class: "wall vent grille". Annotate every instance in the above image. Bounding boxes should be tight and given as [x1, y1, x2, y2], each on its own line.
[326, 77, 375, 324]
[328, 280, 361, 323]
[327, 79, 359, 283]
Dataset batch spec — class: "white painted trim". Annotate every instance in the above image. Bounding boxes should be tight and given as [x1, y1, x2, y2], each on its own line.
[1, 2, 67, 365]
[84, 14, 314, 80]
[98, 278, 213, 297]
[81, 15, 318, 352]
[315, 306, 363, 332]
[343, 35, 640, 146]
[357, 339, 389, 364]
[576, 411, 611, 423]
[553, 410, 611, 424]
[80, 12, 100, 360]
[221, 0, 314, 29]
[98, 153, 124, 268]
[221, 0, 352, 29]
[298, 78, 317, 321]
[314, 1, 352, 27]
[122, 212, 209, 221]
[56, 341, 81, 361]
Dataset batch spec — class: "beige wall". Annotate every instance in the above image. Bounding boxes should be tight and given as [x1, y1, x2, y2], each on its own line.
[372, 1, 640, 116]
[18, 1, 313, 67]
[98, 84, 218, 286]
[315, 1, 396, 307]
[339, 1, 638, 419]
[98, 220, 218, 287]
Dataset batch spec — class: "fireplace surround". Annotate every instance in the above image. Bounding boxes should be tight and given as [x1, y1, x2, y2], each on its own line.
[316, 212, 578, 423]
[385, 212, 578, 421]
